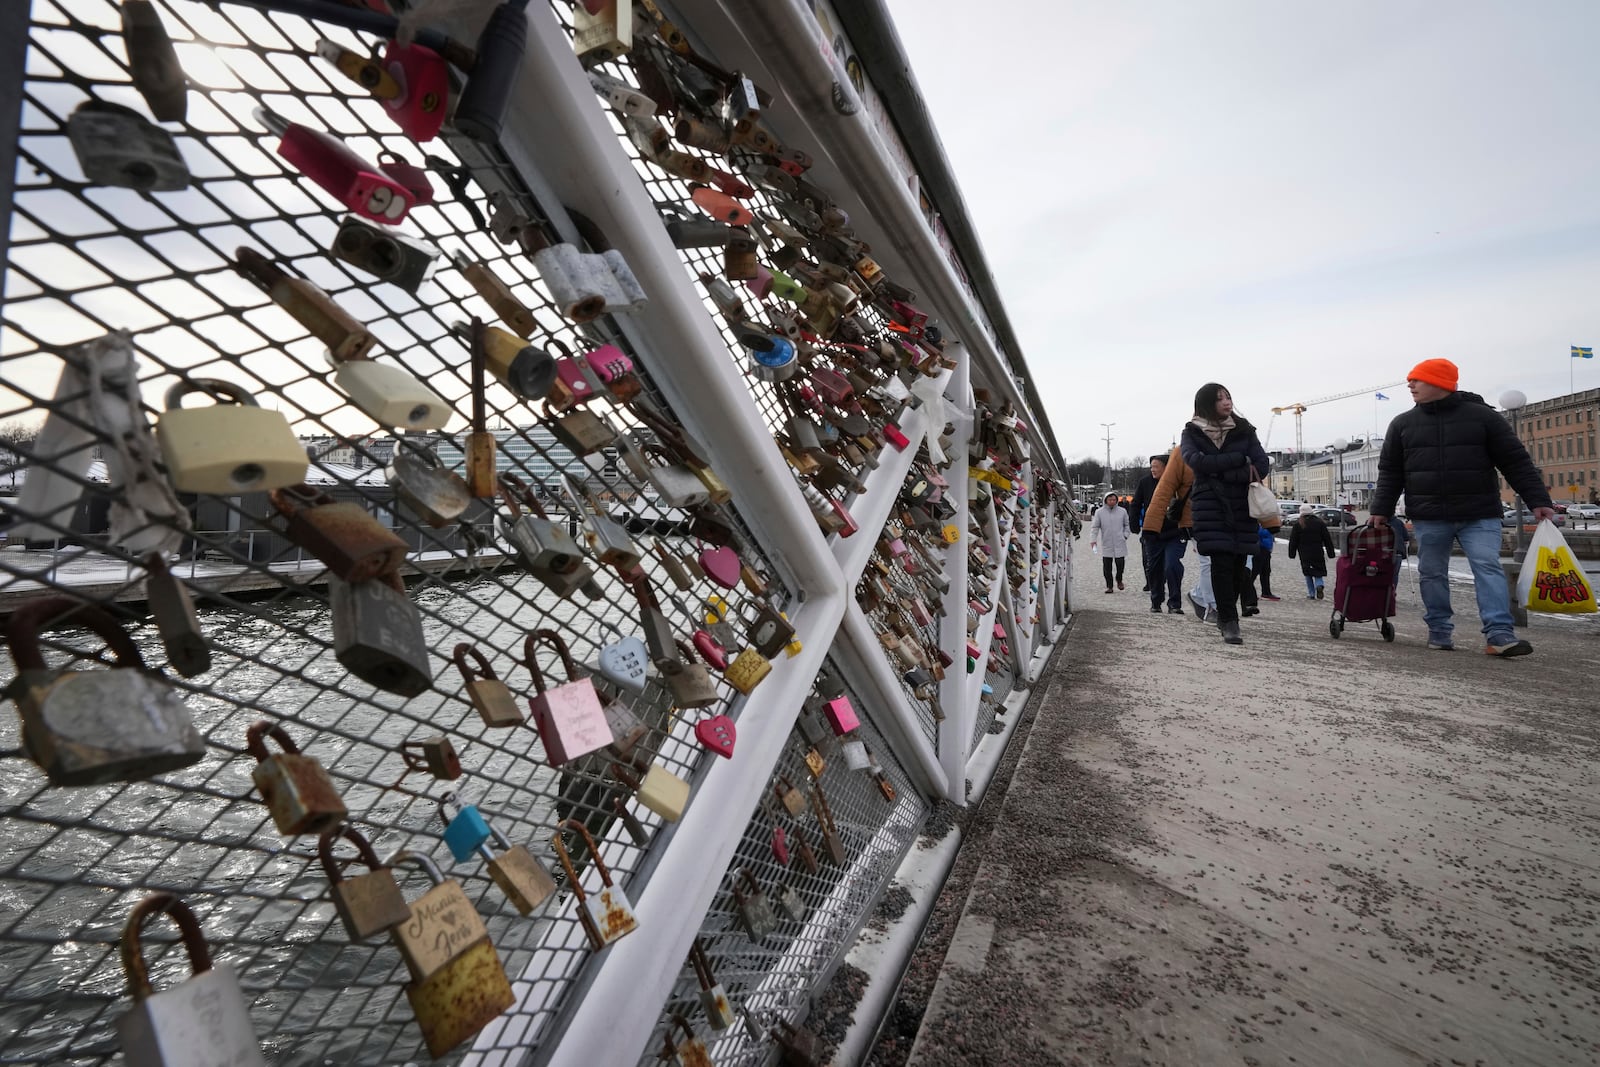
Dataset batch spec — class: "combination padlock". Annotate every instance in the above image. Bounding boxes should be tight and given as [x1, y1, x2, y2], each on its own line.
[553, 819, 638, 950]
[689, 938, 736, 1030]
[524, 629, 611, 767]
[116, 894, 266, 1067]
[479, 823, 557, 917]
[247, 720, 347, 837]
[156, 379, 307, 495]
[270, 484, 407, 584]
[6, 597, 204, 786]
[453, 641, 522, 728]
[142, 553, 211, 679]
[67, 100, 188, 191]
[319, 825, 412, 943]
[732, 869, 779, 942]
[386, 450, 471, 528]
[329, 573, 433, 697]
[549, 340, 636, 407]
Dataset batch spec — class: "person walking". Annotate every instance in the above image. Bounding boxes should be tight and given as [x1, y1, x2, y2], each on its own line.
[1089, 491, 1131, 592]
[1179, 383, 1271, 645]
[1139, 449, 1192, 614]
[1130, 454, 1167, 597]
[1368, 358, 1555, 655]
[1253, 522, 1280, 601]
[1287, 503, 1335, 598]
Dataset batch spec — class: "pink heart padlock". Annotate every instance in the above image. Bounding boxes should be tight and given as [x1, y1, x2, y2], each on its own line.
[692, 629, 728, 671]
[699, 546, 741, 589]
[695, 715, 736, 758]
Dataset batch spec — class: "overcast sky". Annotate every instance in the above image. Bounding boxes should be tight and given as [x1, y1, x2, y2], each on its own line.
[885, 0, 1600, 465]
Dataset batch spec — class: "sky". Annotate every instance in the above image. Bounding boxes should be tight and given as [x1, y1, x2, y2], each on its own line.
[884, 0, 1600, 466]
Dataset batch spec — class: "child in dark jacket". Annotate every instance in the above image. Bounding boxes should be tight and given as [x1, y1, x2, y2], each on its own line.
[1287, 505, 1336, 598]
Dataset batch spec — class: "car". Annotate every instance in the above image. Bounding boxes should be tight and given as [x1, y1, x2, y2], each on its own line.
[1277, 500, 1305, 523]
[1566, 503, 1600, 520]
[1502, 507, 1564, 527]
[1310, 507, 1358, 527]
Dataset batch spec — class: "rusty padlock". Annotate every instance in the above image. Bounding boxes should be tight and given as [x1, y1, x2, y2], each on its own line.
[270, 483, 407, 583]
[690, 938, 735, 1030]
[453, 641, 523, 728]
[400, 735, 462, 780]
[553, 819, 638, 950]
[246, 720, 347, 836]
[319, 824, 412, 943]
[662, 1015, 714, 1067]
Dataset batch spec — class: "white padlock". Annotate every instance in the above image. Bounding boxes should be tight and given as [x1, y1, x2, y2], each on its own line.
[330, 356, 452, 431]
[156, 379, 308, 494]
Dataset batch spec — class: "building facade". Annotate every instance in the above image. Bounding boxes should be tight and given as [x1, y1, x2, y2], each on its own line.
[1503, 388, 1600, 505]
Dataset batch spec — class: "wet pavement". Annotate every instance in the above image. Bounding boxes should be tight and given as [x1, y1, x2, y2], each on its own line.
[898, 541, 1600, 1067]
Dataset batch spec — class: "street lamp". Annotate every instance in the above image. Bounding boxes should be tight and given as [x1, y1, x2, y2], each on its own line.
[1332, 437, 1348, 550]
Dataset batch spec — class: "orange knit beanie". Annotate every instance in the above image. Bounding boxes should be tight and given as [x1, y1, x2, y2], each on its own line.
[1408, 358, 1458, 392]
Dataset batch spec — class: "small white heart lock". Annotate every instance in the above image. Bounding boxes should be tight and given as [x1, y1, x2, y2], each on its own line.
[597, 637, 649, 693]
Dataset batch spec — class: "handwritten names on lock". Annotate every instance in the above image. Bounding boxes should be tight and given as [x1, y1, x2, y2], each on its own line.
[396, 883, 487, 980]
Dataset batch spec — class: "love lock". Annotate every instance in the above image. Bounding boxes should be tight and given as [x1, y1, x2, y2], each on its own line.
[596, 636, 649, 694]
[694, 714, 735, 759]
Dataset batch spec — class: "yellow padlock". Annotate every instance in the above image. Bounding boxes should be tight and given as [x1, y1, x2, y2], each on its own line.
[724, 647, 771, 695]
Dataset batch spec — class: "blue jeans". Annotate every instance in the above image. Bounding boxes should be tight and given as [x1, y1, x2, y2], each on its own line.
[1191, 553, 1214, 609]
[1143, 537, 1187, 608]
[1412, 518, 1514, 643]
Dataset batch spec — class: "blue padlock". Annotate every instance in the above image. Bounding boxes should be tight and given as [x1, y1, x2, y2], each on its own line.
[439, 794, 491, 863]
[980, 683, 994, 697]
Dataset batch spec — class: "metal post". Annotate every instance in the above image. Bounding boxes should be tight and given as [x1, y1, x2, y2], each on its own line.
[1500, 394, 1529, 627]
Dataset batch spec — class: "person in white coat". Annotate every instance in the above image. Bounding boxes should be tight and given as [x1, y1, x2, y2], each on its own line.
[1090, 491, 1132, 592]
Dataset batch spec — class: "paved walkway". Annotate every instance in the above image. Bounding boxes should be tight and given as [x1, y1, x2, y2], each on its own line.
[904, 541, 1600, 1066]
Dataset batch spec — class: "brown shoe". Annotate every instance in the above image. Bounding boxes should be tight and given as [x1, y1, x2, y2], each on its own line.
[1484, 639, 1532, 657]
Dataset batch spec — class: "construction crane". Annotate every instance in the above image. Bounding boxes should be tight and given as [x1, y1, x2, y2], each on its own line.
[1268, 381, 1406, 455]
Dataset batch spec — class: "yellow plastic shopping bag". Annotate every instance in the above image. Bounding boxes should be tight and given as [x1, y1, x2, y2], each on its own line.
[1516, 520, 1597, 614]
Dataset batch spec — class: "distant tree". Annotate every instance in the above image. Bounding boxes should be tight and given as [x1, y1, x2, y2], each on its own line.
[0, 417, 41, 460]
[1066, 457, 1104, 486]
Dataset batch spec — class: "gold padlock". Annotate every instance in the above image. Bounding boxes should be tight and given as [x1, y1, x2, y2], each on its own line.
[453, 641, 523, 728]
[319, 825, 412, 943]
[405, 936, 514, 1058]
[479, 825, 557, 916]
[724, 647, 771, 695]
[246, 720, 347, 837]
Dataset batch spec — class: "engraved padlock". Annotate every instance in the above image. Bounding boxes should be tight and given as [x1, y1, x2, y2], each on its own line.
[116, 894, 266, 1067]
[329, 214, 440, 293]
[386, 450, 471, 528]
[6, 596, 205, 786]
[142, 553, 211, 679]
[553, 819, 638, 950]
[602, 693, 649, 758]
[156, 379, 307, 495]
[657, 639, 721, 710]
[400, 735, 462, 780]
[388, 852, 489, 980]
[724, 647, 772, 695]
[271, 484, 407, 584]
[319, 825, 412, 943]
[247, 720, 347, 836]
[329, 573, 433, 697]
[453, 641, 523, 728]
[733, 869, 779, 942]
[690, 939, 736, 1030]
[479, 824, 557, 917]
[523, 629, 610, 767]
[68, 100, 189, 191]
[821, 695, 860, 735]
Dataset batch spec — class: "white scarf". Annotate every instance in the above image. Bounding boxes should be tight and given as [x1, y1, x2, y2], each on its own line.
[1191, 415, 1235, 449]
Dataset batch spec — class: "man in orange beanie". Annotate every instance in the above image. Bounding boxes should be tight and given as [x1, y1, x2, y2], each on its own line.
[1369, 358, 1554, 656]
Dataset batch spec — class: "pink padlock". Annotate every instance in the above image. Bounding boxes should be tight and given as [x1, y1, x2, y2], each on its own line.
[523, 629, 610, 767]
[822, 695, 860, 736]
[745, 264, 774, 299]
[553, 343, 635, 403]
[382, 40, 449, 142]
[883, 423, 910, 450]
[993, 622, 1007, 640]
[691, 629, 728, 671]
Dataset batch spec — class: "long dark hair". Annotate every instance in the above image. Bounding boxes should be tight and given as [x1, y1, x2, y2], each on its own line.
[1193, 382, 1252, 428]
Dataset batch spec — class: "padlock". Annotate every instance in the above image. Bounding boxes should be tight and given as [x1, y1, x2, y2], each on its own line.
[724, 226, 759, 280]
[876, 770, 898, 803]
[67, 100, 188, 191]
[694, 714, 736, 759]
[450, 319, 555, 401]
[791, 828, 819, 874]
[333, 355, 453, 431]
[840, 735, 870, 772]
[744, 601, 796, 659]
[821, 695, 860, 735]
[615, 760, 690, 821]
[401, 735, 462, 780]
[6, 597, 204, 786]
[657, 640, 720, 709]
[388, 852, 488, 981]
[387, 450, 471, 528]
[271, 484, 407, 584]
[379, 39, 451, 142]
[329, 573, 432, 696]
[330, 214, 440, 293]
[551, 342, 636, 406]
[699, 272, 747, 320]
[573, 0, 633, 65]
[691, 628, 728, 672]
[319, 825, 412, 943]
[462, 319, 498, 497]
[532, 244, 648, 322]
[724, 647, 772, 695]
[691, 185, 753, 226]
[596, 633, 650, 694]
[589, 69, 657, 118]
[612, 795, 651, 847]
[660, 1008, 716, 1064]
[452, 642, 522, 728]
[247, 720, 347, 837]
[405, 933, 515, 1058]
[123, 0, 187, 121]
[553, 819, 638, 950]
[811, 783, 847, 865]
[496, 473, 589, 596]
[618, 434, 709, 508]
[774, 883, 807, 922]
[774, 775, 807, 818]
[803, 748, 825, 778]
[524, 629, 611, 767]
[689, 938, 736, 1029]
[142, 553, 210, 679]
[732, 868, 779, 942]
[479, 824, 557, 916]
[544, 400, 617, 456]
[601, 695, 649, 759]
[232, 248, 375, 363]
[314, 38, 401, 101]
[256, 107, 411, 223]
[747, 335, 800, 383]
[438, 793, 493, 862]
[454, 255, 537, 338]
[156, 378, 307, 495]
[771, 1018, 822, 1067]
[116, 893, 266, 1067]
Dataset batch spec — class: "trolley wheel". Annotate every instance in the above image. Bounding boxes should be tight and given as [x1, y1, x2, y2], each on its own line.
[1381, 621, 1395, 642]
[1330, 618, 1343, 638]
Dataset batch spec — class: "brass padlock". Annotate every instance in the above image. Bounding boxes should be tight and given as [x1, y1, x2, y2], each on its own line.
[232, 247, 374, 363]
[724, 226, 758, 280]
[543, 399, 617, 455]
[6, 596, 205, 786]
[400, 735, 461, 780]
[156, 379, 307, 494]
[724, 647, 772, 695]
[463, 318, 498, 497]
[733, 868, 780, 941]
[387, 450, 472, 528]
[614, 759, 690, 822]
[453, 641, 523, 728]
[387, 852, 489, 982]
[479, 824, 557, 916]
[247, 720, 347, 837]
[116, 894, 266, 1066]
[689, 938, 736, 1030]
[774, 775, 807, 818]
[143, 553, 211, 679]
[330, 573, 433, 697]
[319, 825, 412, 943]
[453, 254, 537, 338]
[553, 819, 638, 950]
[270, 484, 408, 584]
[452, 319, 556, 400]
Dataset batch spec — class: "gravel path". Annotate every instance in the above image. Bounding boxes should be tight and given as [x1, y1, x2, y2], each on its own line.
[898, 542, 1600, 1066]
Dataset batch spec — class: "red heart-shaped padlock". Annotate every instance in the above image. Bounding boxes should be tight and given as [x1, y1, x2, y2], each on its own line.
[695, 715, 736, 758]
[692, 629, 728, 671]
[699, 546, 741, 589]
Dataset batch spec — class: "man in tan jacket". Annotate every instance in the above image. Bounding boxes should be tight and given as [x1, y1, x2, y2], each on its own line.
[1140, 446, 1193, 614]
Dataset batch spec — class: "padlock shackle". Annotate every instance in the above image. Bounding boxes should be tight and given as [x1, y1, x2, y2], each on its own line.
[737, 867, 760, 896]
[245, 719, 302, 761]
[388, 849, 447, 887]
[524, 628, 579, 693]
[609, 761, 642, 793]
[553, 817, 613, 890]
[121, 892, 214, 1001]
[317, 823, 385, 883]
[268, 482, 336, 520]
[163, 377, 260, 411]
[6, 595, 146, 674]
[688, 938, 716, 990]
[452, 641, 498, 684]
[468, 316, 488, 433]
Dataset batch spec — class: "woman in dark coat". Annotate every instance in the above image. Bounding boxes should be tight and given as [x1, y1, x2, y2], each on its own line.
[1286, 504, 1337, 598]
[1178, 382, 1271, 645]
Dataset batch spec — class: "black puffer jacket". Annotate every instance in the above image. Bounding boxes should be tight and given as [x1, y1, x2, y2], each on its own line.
[1287, 515, 1336, 578]
[1370, 391, 1551, 521]
[1179, 420, 1271, 556]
